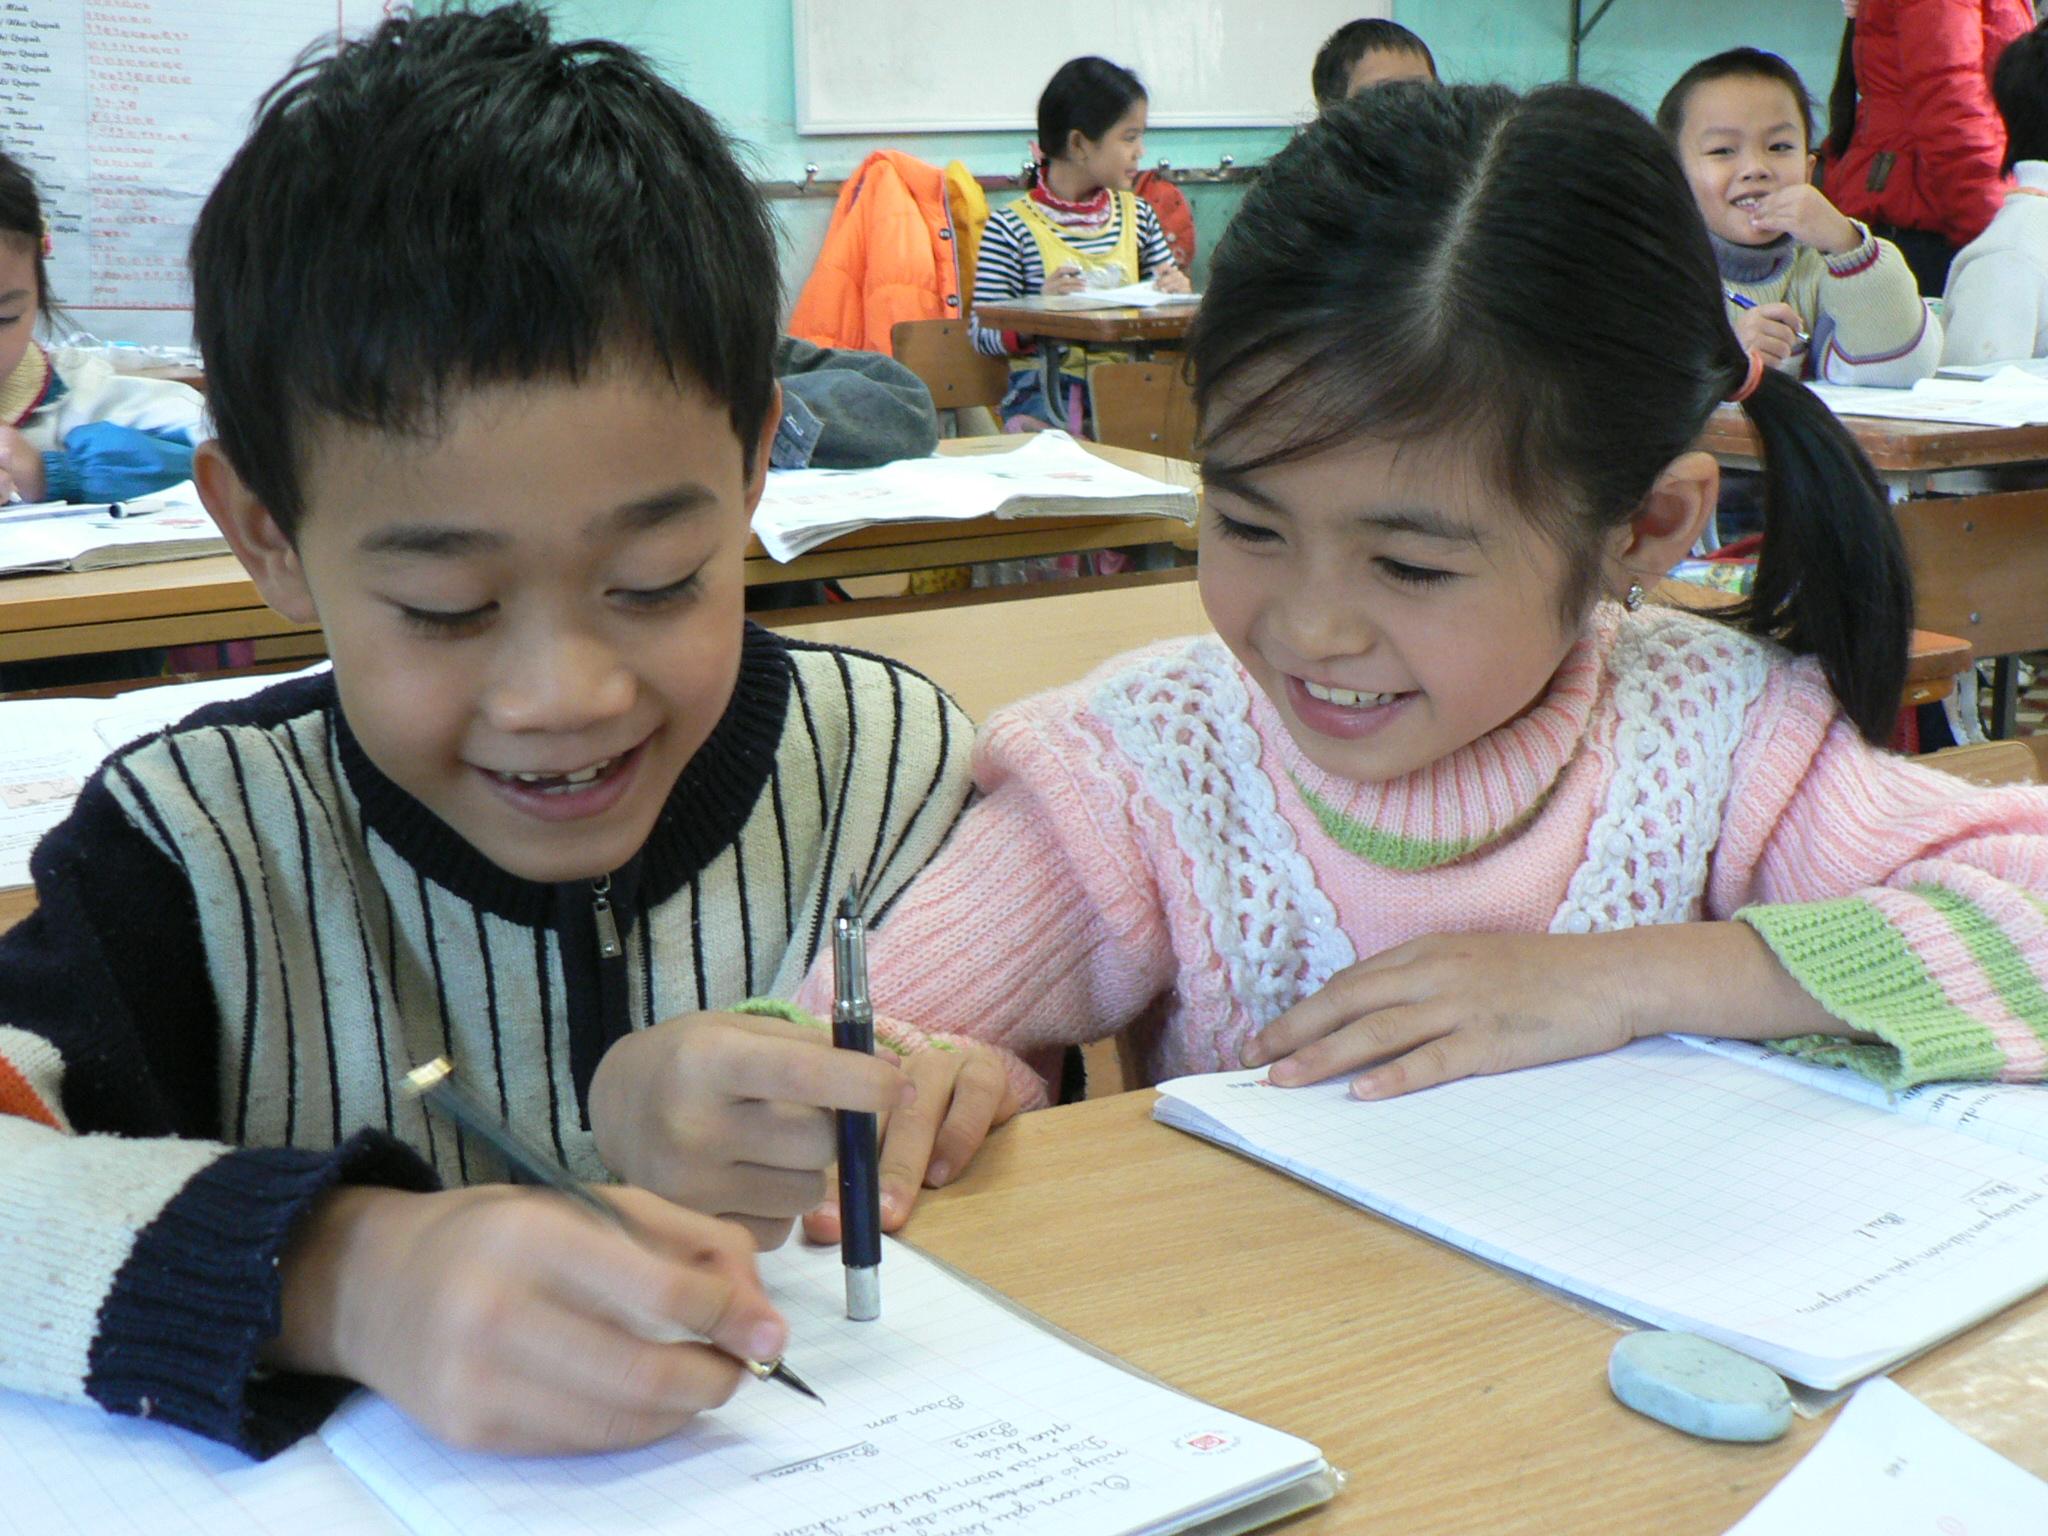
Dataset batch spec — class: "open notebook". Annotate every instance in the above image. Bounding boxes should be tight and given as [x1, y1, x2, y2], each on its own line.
[0, 1237, 1331, 1536]
[0, 482, 227, 574]
[1155, 1035, 2048, 1390]
[751, 431, 1196, 561]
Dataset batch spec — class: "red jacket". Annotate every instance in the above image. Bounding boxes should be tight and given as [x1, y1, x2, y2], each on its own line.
[788, 151, 964, 355]
[1822, 0, 2033, 249]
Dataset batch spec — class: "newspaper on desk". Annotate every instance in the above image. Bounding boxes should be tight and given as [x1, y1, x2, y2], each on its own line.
[0, 482, 227, 575]
[0, 665, 328, 890]
[751, 430, 1197, 561]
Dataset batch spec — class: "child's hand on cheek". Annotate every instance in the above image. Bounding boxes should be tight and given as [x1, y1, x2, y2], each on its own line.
[588, 1011, 913, 1250]
[1745, 185, 1861, 256]
[1241, 932, 1640, 1098]
[271, 1184, 787, 1454]
[802, 1039, 1019, 1245]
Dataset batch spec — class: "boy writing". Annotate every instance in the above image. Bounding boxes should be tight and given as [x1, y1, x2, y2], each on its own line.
[0, 5, 1005, 1459]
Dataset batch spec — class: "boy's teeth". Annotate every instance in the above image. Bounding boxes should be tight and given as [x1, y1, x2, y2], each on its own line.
[501, 756, 615, 788]
[1301, 680, 1398, 708]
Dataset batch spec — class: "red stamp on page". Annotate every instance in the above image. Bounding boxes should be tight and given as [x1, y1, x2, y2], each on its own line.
[1178, 1431, 1238, 1454]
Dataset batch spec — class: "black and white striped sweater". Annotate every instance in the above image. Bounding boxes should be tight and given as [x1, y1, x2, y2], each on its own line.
[0, 624, 974, 1456]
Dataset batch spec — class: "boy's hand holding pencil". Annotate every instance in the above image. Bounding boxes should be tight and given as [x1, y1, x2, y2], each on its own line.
[267, 1180, 788, 1454]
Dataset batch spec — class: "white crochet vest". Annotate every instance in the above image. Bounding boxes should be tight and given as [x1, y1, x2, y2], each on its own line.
[1089, 615, 1775, 1023]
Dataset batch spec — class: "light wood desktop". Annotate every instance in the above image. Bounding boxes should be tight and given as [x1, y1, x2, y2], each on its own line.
[906, 1086, 2048, 1535]
[0, 439, 1197, 665]
[970, 298, 1196, 349]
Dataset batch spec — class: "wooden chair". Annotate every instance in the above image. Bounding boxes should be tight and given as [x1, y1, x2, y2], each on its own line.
[889, 319, 1009, 420]
[1088, 360, 1198, 460]
[1920, 739, 2042, 787]
[1894, 486, 2048, 736]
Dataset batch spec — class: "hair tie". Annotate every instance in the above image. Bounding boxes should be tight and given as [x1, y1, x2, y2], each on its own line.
[1727, 348, 1765, 405]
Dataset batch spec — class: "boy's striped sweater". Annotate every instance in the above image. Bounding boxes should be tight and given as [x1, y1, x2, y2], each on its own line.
[0, 624, 973, 1455]
[799, 605, 2048, 1107]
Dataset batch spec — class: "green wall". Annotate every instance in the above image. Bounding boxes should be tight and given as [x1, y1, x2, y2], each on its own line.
[526, 1, 1856, 310]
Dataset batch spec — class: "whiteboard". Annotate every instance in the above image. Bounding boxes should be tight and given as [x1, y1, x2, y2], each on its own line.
[793, 0, 1392, 133]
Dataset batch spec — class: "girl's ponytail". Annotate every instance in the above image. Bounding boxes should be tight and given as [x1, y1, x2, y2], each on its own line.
[1730, 364, 1911, 743]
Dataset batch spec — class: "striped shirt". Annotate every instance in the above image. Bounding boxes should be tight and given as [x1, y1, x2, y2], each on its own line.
[0, 624, 974, 1456]
[970, 196, 1175, 356]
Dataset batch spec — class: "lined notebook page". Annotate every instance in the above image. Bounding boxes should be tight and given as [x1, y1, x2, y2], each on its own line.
[321, 1236, 1325, 1536]
[0, 1393, 404, 1536]
[1154, 1037, 2048, 1389]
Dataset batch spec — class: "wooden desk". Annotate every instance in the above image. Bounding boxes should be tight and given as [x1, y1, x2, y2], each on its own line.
[970, 300, 1197, 349]
[1699, 405, 2048, 734]
[0, 440, 1198, 665]
[907, 1088, 2048, 1535]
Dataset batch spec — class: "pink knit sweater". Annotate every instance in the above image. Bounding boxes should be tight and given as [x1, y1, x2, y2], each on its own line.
[796, 605, 2048, 1108]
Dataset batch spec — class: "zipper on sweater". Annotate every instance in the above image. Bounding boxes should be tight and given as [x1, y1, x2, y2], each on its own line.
[591, 875, 623, 959]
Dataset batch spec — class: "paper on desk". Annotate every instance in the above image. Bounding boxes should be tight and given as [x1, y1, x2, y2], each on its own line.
[0, 665, 328, 890]
[1025, 281, 1202, 311]
[1809, 368, 2048, 427]
[750, 430, 1196, 562]
[1723, 1378, 2048, 1534]
[0, 482, 227, 574]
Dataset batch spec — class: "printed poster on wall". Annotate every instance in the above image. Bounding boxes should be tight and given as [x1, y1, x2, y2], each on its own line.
[0, 0, 392, 346]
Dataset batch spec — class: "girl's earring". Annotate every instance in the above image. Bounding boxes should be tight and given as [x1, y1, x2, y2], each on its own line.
[1624, 581, 1646, 613]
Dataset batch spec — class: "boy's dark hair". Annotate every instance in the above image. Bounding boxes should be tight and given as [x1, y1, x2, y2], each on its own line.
[1311, 19, 1437, 110]
[1034, 56, 1146, 180]
[0, 150, 56, 323]
[1656, 47, 1817, 148]
[1190, 83, 1911, 744]
[1994, 21, 2048, 173]
[189, 4, 779, 536]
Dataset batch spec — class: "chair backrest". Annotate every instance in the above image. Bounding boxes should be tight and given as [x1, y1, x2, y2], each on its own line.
[1895, 487, 2048, 661]
[889, 319, 1010, 413]
[1089, 360, 1197, 460]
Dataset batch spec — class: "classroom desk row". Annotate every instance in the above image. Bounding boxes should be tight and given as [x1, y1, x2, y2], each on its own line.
[0, 436, 1198, 665]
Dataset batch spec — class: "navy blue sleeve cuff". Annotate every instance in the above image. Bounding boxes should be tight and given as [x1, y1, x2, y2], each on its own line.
[87, 1131, 439, 1459]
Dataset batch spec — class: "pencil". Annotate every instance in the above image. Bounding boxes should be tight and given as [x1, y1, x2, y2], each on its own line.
[402, 1057, 822, 1404]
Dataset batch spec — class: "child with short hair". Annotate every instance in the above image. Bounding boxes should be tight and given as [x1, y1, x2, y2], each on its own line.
[1310, 18, 1438, 108]
[969, 56, 1190, 431]
[801, 83, 2048, 1234]
[1658, 48, 1940, 384]
[0, 5, 1004, 1459]
[1942, 19, 2048, 366]
[0, 149, 205, 503]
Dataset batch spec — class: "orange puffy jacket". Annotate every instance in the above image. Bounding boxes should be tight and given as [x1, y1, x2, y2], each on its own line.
[789, 151, 965, 355]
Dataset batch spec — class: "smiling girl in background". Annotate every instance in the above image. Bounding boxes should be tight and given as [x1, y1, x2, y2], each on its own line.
[969, 56, 1189, 432]
[1658, 49, 1938, 386]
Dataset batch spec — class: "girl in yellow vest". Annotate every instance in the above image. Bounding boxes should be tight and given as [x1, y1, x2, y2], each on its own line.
[969, 57, 1190, 432]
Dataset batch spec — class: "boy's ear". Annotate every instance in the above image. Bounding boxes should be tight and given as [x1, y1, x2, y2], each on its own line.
[1612, 449, 1720, 583]
[1806, 151, 1819, 179]
[741, 380, 783, 516]
[193, 440, 319, 625]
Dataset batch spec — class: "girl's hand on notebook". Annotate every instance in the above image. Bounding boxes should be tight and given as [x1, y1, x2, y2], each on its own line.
[801, 1039, 1020, 1245]
[1732, 301, 1804, 368]
[1243, 925, 1850, 1097]
[270, 1183, 787, 1454]
[588, 1010, 913, 1250]
[1742, 184, 1860, 256]
[0, 426, 45, 503]
[1153, 264, 1192, 295]
[1044, 263, 1087, 296]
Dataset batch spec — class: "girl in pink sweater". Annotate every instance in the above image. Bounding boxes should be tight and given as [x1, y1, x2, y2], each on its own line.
[799, 82, 2048, 1236]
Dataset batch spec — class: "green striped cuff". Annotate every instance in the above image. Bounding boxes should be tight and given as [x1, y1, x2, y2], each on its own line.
[733, 997, 908, 1056]
[1736, 893, 2020, 1088]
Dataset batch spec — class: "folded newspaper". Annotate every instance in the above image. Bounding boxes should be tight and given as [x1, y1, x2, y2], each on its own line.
[751, 430, 1198, 562]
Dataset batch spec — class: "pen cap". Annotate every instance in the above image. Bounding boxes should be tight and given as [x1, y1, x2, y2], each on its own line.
[832, 913, 870, 1012]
